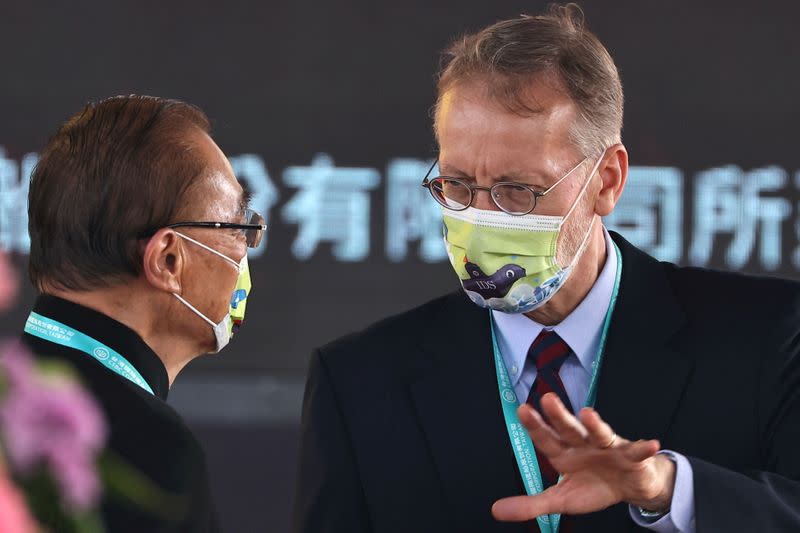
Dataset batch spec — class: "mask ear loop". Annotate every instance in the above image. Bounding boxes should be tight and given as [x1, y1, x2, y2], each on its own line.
[561, 152, 606, 226]
[174, 231, 242, 271]
[171, 231, 244, 326]
[173, 293, 218, 327]
[567, 216, 598, 269]
[555, 152, 606, 269]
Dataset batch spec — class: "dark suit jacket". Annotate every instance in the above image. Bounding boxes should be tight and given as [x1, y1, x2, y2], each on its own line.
[292, 232, 800, 532]
[22, 296, 218, 533]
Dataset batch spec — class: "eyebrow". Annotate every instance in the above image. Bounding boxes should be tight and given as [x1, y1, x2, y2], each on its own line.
[439, 164, 551, 187]
[238, 189, 252, 215]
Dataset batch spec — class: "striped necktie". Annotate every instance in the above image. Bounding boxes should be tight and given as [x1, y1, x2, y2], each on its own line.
[525, 329, 575, 489]
[524, 329, 575, 533]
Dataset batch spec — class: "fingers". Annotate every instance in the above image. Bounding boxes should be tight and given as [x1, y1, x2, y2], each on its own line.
[518, 404, 566, 457]
[622, 439, 660, 462]
[523, 395, 658, 466]
[579, 407, 616, 448]
[540, 393, 589, 446]
[492, 489, 561, 522]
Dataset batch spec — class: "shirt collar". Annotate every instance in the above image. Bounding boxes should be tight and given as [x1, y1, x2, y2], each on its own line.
[555, 228, 617, 372]
[29, 295, 170, 400]
[492, 227, 617, 385]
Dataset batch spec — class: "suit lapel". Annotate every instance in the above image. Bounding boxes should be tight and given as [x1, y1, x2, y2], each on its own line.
[408, 292, 528, 532]
[595, 233, 694, 442]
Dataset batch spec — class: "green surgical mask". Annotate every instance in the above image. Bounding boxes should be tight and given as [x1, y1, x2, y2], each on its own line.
[442, 155, 602, 314]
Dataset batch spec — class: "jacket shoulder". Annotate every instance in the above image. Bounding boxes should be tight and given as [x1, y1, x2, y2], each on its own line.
[664, 263, 800, 338]
[667, 264, 800, 309]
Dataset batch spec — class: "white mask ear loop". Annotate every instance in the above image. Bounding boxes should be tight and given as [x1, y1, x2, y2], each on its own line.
[556, 152, 605, 269]
[173, 293, 217, 327]
[567, 215, 598, 269]
[561, 152, 606, 225]
[174, 231, 241, 271]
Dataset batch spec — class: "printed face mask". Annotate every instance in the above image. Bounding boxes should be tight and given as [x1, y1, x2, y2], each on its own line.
[442, 155, 603, 314]
[172, 232, 252, 353]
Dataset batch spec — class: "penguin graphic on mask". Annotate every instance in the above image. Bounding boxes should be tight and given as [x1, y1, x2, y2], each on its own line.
[461, 262, 527, 300]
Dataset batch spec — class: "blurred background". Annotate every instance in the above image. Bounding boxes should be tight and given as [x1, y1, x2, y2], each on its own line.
[2, 0, 799, 530]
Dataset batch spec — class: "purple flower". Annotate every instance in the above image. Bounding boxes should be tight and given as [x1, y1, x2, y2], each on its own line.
[0, 342, 108, 510]
[0, 340, 35, 390]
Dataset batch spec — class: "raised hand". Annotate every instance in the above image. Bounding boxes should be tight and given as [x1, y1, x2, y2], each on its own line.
[492, 393, 677, 522]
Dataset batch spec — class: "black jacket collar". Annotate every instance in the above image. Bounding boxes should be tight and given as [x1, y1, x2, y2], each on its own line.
[28, 295, 170, 400]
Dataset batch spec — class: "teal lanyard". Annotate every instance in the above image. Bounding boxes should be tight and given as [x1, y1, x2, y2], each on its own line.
[490, 242, 623, 533]
[24, 312, 155, 396]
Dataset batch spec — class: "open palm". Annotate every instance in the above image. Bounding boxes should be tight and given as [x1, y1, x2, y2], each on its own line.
[492, 393, 676, 522]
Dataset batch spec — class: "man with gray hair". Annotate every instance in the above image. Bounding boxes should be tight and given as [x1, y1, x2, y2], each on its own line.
[293, 5, 800, 532]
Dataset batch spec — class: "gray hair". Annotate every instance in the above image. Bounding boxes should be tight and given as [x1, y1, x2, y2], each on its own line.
[434, 3, 623, 157]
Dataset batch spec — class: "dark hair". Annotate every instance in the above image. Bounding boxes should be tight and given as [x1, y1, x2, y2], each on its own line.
[435, 3, 623, 155]
[28, 95, 211, 292]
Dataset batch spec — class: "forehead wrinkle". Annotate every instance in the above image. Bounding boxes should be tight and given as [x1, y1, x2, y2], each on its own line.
[181, 170, 242, 222]
[437, 77, 581, 191]
[440, 160, 549, 182]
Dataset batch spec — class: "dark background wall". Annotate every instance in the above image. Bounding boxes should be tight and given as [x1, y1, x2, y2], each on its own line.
[2, 1, 799, 530]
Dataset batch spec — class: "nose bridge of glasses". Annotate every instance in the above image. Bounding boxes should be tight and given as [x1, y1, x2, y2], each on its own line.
[470, 184, 500, 210]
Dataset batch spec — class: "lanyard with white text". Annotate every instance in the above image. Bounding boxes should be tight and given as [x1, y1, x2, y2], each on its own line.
[24, 311, 155, 395]
[490, 241, 623, 533]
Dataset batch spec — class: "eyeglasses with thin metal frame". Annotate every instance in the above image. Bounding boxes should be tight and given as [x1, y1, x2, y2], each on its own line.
[421, 157, 587, 216]
[158, 208, 267, 248]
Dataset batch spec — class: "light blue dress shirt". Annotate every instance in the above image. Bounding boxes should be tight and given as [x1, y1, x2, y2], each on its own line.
[491, 228, 696, 533]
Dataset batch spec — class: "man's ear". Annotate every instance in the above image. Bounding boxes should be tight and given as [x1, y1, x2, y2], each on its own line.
[594, 143, 628, 217]
[142, 229, 183, 293]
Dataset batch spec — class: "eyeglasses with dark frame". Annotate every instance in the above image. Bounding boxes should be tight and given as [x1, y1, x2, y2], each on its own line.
[154, 208, 267, 248]
[421, 158, 587, 216]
